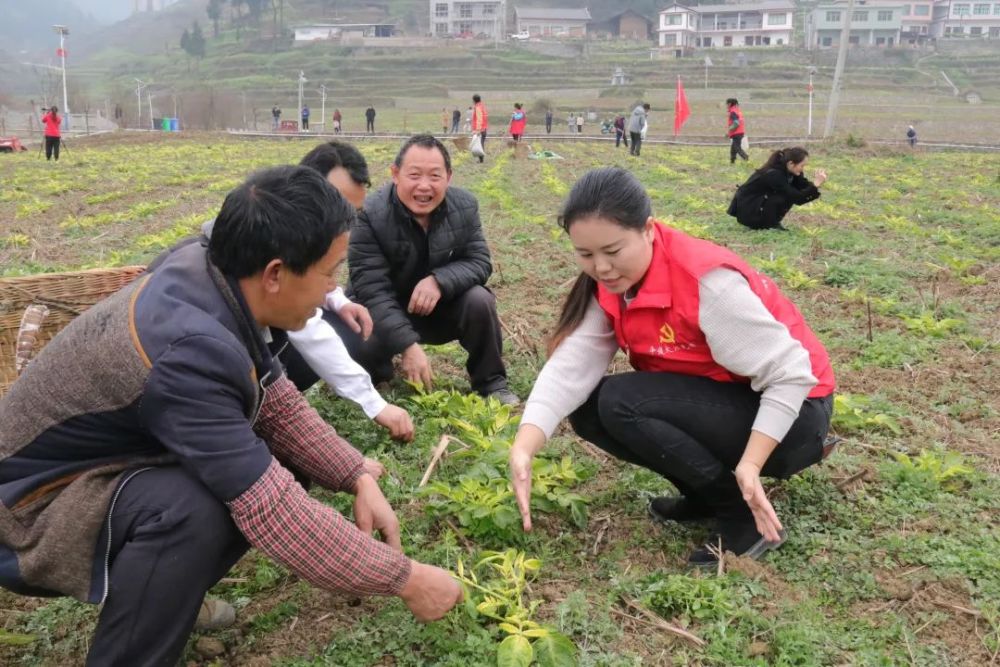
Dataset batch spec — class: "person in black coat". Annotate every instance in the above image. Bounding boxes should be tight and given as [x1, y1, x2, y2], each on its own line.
[336, 135, 519, 405]
[727, 147, 827, 231]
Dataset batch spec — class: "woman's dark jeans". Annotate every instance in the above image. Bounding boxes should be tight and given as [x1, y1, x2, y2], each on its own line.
[569, 372, 833, 498]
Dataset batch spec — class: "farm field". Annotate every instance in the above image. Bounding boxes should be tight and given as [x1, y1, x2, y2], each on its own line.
[0, 132, 998, 666]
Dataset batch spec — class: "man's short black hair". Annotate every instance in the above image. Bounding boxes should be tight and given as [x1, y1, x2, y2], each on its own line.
[472, 94, 481, 103]
[393, 134, 452, 173]
[726, 98, 739, 107]
[299, 140, 371, 187]
[209, 165, 353, 279]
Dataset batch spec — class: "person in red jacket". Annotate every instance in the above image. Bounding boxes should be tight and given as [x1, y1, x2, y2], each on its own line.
[508, 103, 527, 142]
[726, 97, 749, 164]
[42, 106, 62, 161]
[509, 167, 835, 566]
[471, 93, 488, 163]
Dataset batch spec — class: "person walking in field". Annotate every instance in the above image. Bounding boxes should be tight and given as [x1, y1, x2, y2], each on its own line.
[627, 103, 649, 156]
[333, 108, 343, 134]
[509, 103, 527, 142]
[471, 94, 489, 163]
[271, 105, 281, 131]
[726, 97, 749, 164]
[452, 108, 462, 134]
[567, 112, 575, 133]
[906, 125, 917, 148]
[41, 106, 62, 161]
[576, 113, 584, 134]
[727, 147, 827, 231]
[509, 166, 836, 566]
[613, 114, 628, 149]
[301, 105, 311, 131]
[365, 105, 377, 134]
[545, 108, 553, 134]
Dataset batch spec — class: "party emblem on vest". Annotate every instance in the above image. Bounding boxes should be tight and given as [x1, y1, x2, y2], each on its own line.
[658, 323, 676, 344]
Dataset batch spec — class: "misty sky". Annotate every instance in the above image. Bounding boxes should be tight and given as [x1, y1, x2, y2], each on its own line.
[72, 0, 134, 24]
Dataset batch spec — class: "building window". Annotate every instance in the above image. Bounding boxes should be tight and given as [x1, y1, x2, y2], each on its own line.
[662, 33, 676, 45]
[435, 3, 448, 17]
[952, 4, 970, 15]
[914, 4, 930, 15]
[849, 35, 860, 43]
[877, 10, 893, 20]
[971, 26, 983, 34]
[666, 14, 682, 25]
[973, 3, 990, 13]
[767, 12, 787, 25]
[991, 26, 1000, 36]
[745, 35, 755, 45]
[902, 4, 911, 15]
[821, 36, 832, 46]
[776, 38, 783, 44]
[435, 22, 448, 34]
[724, 36, 732, 46]
[876, 36, 886, 44]
[826, 10, 841, 21]
[853, 10, 869, 21]
[482, 5, 495, 15]
[995, 3, 1000, 14]
[459, 4, 472, 18]
[763, 36, 771, 44]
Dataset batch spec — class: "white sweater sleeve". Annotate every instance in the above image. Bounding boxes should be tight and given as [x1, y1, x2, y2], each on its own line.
[286, 309, 388, 420]
[699, 268, 817, 442]
[325, 287, 351, 313]
[520, 296, 620, 439]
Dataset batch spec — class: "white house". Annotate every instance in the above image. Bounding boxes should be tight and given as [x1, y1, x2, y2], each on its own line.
[514, 7, 593, 37]
[293, 24, 394, 42]
[658, 1, 795, 48]
[931, 0, 1000, 38]
[430, 0, 507, 38]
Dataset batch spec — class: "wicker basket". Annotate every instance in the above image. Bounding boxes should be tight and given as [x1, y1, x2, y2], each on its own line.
[0, 266, 146, 397]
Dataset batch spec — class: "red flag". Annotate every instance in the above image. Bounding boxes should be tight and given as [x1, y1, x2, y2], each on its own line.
[674, 77, 690, 136]
[56, 48, 66, 58]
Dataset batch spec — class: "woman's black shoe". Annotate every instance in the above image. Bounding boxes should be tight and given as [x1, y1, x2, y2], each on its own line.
[648, 496, 715, 525]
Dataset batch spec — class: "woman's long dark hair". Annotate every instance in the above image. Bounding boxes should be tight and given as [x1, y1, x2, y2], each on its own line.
[754, 146, 809, 176]
[549, 167, 651, 354]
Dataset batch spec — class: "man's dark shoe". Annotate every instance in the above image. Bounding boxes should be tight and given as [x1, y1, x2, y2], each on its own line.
[195, 598, 236, 631]
[687, 518, 787, 567]
[648, 496, 714, 525]
[486, 387, 520, 407]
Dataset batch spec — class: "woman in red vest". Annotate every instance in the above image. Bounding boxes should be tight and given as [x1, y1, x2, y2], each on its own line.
[726, 97, 749, 164]
[508, 103, 527, 142]
[42, 106, 62, 161]
[509, 167, 835, 566]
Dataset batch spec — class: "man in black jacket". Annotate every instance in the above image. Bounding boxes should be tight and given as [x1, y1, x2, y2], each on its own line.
[337, 134, 518, 405]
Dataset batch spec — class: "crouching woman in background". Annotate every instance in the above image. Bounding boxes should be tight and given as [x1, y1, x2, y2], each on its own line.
[509, 167, 836, 566]
[728, 147, 827, 231]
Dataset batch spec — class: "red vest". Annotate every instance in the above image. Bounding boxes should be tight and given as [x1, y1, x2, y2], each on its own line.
[43, 113, 62, 138]
[727, 105, 745, 138]
[595, 223, 835, 398]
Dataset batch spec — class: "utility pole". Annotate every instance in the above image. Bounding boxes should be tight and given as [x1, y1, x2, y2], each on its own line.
[824, 0, 855, 138]
[807, 66, 816, 136]
[148, 88, 154, 130]
[297, 70, 306, 132]
[135, 78, 146, 129]
[319, 84, 327, 131]
[52, 25, 70, 131]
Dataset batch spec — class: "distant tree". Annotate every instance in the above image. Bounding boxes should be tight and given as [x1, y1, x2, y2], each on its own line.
[245, 0, 265, 28]
[189, 21, 207, 59]
[230, 0, 245, 40]
[180, 27, 191, 54]
[207, 0, 224, 38]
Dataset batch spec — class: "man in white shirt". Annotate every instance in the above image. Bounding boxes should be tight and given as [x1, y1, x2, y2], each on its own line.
[273, 141, 415, 441]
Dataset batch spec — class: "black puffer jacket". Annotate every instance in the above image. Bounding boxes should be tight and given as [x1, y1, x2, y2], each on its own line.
[348, 184, 492, 354]
[727, 168, 821, 230]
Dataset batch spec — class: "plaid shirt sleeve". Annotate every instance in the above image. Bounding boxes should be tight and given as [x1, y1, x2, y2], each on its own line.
[228, 458, 412, 596]
[253, 375, 365, 493]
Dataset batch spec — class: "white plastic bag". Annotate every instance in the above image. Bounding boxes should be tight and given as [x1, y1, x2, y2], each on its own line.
[470, 133, 485, 157]
[741, 135, 750, 152]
